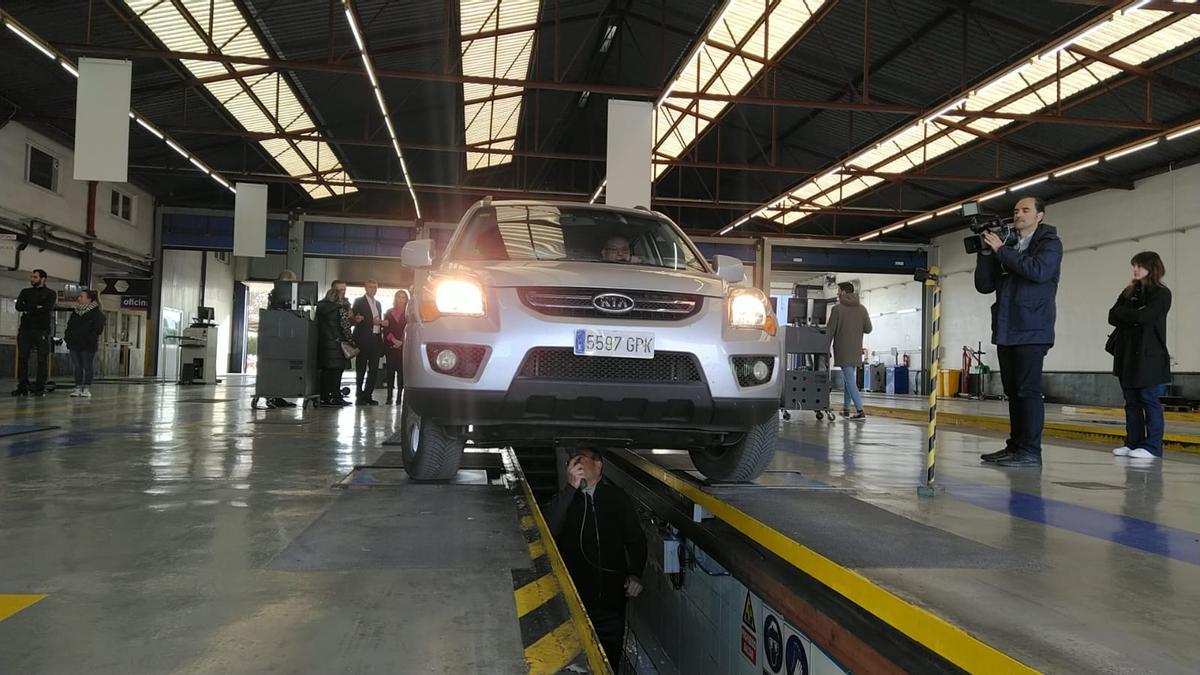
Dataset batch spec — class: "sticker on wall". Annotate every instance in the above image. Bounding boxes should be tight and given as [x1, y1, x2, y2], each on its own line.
[742, 591, 755, 629]
[763, 612, 784, 673]
[740, 590, 757, 665]
[784, 633, 809, 675]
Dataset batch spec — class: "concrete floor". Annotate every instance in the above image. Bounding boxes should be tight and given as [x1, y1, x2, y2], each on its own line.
[764, 410, 1200, 674]
[0, 378, 529, 675]
[3, 379, 1197, 673]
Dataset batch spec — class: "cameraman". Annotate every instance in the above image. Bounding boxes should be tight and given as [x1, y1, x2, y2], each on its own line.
[974, 197, 1063, 468]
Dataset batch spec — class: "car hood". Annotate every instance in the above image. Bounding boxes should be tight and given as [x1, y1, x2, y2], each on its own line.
[442, 261, 729, 298]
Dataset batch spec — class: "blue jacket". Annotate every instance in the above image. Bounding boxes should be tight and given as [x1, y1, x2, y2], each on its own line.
[974, 223, 1063, 346]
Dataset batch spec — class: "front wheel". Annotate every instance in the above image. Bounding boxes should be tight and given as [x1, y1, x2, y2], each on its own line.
[689, 418, 778, 482]
[400, 398, 464, 480]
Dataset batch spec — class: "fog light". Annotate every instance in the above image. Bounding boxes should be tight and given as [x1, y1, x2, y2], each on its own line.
[435, 349, 458, 372]
[752, 360, 771, 382]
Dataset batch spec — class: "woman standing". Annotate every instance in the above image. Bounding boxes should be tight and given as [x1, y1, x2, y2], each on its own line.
[382, 290, 409, 405]
[827, 282, 872, 421]
[1108, 251, 1172, 460]
[315, 285, 355, 407]
[64, 289, 106, 398]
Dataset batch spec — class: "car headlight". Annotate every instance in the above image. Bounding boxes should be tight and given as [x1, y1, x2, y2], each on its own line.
[420, 277, 486, 320]
[728, 288, 777, 335]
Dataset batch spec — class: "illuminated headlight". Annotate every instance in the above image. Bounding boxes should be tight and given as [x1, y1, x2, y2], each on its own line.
[728, 288, 777, 335]
[431, 278, 485, 318]
[434, 349, 459, 372]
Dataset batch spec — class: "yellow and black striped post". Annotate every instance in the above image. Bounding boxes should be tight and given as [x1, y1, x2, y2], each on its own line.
[918, 266, 942, 497]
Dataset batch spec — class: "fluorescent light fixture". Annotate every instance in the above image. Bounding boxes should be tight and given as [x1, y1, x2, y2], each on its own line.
[909, 213, 933, 224]
[718, 225, 735, 236]
[1105, 139, 1159, 161]
[1124, 0, 1153, 13]
[135, 116, 164, 140]
[979, 189, 1007, 202]
[1011, 175, 1049, 191]
[1167, 123, 1200, 140]
[731, 216, 750, 228]
[1041, 23, 1107, 60]
[60, 60, 79, 77]
[213, 175, 231, 189]
[923, 97, 967, 124]
[344, 7, 366, 51]
[860, 231, 881, 241]
[589, 179, 607, 204]
[373, 87, 388, 116]
[882, 222, 907, 234]
[1053, 159, 1099, 177]
[895, 308, 919, 314]
[363, 57, 380, 90]
[226, 185, 238, 195]
[188, 156, 211, 175]
[6, 23, 56, 60]
[599, 25, 617, 53]
[165, 139, 189, 160]
[936, 205, 959, 216]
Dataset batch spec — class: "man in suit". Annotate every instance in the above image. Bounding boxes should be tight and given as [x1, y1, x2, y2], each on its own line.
[351, 280, 385, 405]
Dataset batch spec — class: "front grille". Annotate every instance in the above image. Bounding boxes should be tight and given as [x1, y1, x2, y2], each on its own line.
[516, 348, 702, 383]
[732, 356, 776, 387]
[519, 287, 702, 322]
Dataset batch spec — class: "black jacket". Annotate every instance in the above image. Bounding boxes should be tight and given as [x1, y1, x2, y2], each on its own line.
[351, 295, 383, 346]
[64, 307, 106, 352]
[16, 286, 59, 333]
[315, 299, 352, 369]
[1108, 284, 1171, 389]
[544, 478, 647, 610]
[974, 224, 1063, 346]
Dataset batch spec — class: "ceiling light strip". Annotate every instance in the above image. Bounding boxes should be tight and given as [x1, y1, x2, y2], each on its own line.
[736, 5, 1199, 235]
[853, 117, 1195, 241]
[0, 11, 235, 195]
[343, 1, 420, 218]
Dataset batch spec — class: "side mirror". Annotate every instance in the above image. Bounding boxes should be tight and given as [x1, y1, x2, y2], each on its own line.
[401, 239, 434, 268]
[713, 255, 745, 284]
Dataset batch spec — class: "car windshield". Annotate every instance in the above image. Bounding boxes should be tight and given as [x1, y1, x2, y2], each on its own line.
[447, 204, 708, 272]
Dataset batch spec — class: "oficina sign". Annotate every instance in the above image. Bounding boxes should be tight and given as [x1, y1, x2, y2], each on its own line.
[120, 295, 149, 310]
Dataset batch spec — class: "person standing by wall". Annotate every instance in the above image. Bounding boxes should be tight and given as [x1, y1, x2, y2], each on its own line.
[826, 281, 872, 421]
[352, 280, 384, 406]
[64, 289, 106, 398]
[13, 269, 59, 397]
[974, 197, 1063, 468]
[382, 290, 408, 405]
[315, 280, 354, 407]
[1108, 251, 1172, 460]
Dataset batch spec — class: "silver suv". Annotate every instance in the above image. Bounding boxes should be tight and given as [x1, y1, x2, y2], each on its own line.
[399, 200, 782, 481]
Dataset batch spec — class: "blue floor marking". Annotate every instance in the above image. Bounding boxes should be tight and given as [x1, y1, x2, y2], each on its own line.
[776, 436, 1200, 566]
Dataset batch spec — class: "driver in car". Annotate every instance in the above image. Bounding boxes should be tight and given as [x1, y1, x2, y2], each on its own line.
[601, 236, 639, 263]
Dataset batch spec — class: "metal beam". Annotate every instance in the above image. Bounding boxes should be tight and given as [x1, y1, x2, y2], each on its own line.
[1045, 0, 1200, 14]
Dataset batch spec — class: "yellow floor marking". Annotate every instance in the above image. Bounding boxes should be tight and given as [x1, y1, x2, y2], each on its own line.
[528, 539, 546, 560]
[519, 515, 536, 530]
[513, 573, 559, 618]
[0, 594, 46, 622]
[524, 621, 582, 675]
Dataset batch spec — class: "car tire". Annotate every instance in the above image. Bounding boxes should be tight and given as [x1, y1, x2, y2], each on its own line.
[689, 417, 778, 482]
[400, 398, 464, 480]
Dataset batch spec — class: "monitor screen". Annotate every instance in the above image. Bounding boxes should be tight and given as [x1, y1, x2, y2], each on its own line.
[197, 306, 215, 321]
[273, 280, 319, 307]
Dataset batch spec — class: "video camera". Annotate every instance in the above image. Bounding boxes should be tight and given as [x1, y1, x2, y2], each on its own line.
[960, 201, 1017, 256]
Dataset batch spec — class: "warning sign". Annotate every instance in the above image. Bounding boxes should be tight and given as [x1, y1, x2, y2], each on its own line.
[742, 591, 755, 629]
[740, 625, 757, 665]
[763, 614, 784, 673]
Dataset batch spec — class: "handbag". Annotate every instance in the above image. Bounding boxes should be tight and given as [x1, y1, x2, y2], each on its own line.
[340, 341, 360, 359]
[1104, 330, 1118, 356]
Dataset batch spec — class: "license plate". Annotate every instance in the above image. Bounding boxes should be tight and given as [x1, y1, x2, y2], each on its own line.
[573, 329, 655, 359]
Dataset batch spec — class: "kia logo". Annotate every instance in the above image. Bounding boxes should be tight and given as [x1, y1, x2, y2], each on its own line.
[592, 293, 635, 313]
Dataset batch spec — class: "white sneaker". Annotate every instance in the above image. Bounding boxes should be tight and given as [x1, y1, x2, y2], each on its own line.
[1112, 446, 1132, 456]
[69, 387, 82, 397]
[82, 387, 92, 398]
[1127, 448, 1157, 459]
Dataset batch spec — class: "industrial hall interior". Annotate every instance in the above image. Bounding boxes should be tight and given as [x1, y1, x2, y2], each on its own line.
[3, 0, 1200, 673]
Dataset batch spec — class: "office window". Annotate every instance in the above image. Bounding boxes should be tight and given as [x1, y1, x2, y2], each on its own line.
[110, 189, 134, 222]
[26, 144, 59, 192]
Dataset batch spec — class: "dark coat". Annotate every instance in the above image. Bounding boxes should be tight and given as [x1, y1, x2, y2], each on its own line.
[315, 299, 352, 370]
[16, 286, 58, 333]
[544, 478, 647, 611]
[1108, 284, 1171, 389]
[64, 307, 106, 352]
[351, 295, 383, 345]
[382, 305, 407, 368]
[826, 293, 872, 367]
[974, 223, 1063, 346]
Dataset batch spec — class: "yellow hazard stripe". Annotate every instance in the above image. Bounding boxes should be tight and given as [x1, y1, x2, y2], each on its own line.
[622, 452, 1037, 674]
[514, 573, 559, 618]
[518, 478, 610, 674]
[0, 594, 45, 622]
[525, 621, 587, 675]
[865, 405, 1200, 455]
